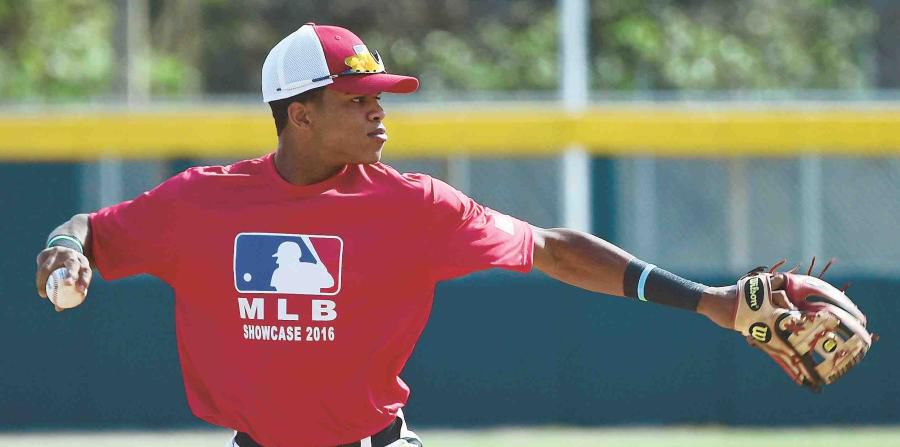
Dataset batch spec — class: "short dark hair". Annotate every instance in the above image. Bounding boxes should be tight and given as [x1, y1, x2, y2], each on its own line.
[268, 87, 325, 136]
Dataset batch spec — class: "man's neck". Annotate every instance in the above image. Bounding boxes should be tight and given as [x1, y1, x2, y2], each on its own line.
[274, 144, 345, 186]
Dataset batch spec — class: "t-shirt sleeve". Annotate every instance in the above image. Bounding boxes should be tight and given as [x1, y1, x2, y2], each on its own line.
[88, 171, 186, 283]
[424, 176, 533, 281]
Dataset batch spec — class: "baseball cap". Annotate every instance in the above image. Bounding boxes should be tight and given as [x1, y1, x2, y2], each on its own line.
[261, 23, 419, 103]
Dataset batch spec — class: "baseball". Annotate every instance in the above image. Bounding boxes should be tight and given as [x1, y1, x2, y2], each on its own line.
[45, 267, 86, 309]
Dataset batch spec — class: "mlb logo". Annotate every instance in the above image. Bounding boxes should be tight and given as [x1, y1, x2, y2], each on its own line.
[233, 233, 343, 295]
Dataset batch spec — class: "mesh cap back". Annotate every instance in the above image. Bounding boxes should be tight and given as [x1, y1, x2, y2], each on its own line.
[261, 25, 332, 103]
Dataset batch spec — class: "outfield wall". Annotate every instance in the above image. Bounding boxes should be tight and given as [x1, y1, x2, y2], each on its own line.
[0, 162, 896, 430]
[2, 104, 900, 159]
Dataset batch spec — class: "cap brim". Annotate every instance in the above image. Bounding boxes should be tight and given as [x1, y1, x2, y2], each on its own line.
[328, 73, 419, 95]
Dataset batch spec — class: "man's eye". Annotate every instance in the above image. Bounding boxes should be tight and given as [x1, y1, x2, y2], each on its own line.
[351, 97, 363, 103]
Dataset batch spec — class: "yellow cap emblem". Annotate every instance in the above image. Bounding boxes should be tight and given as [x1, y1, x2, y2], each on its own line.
[344, 52, 382, 73]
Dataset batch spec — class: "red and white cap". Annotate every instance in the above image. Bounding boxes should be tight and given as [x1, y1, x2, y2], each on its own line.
[261, 23, 419, 103]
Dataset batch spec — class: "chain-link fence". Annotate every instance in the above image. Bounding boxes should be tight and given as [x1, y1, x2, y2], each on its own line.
[616, 156, 900, 277]
[79, 150, 899, 279]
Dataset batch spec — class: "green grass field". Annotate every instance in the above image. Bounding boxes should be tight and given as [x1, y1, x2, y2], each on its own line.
[1, 427, 898, 447]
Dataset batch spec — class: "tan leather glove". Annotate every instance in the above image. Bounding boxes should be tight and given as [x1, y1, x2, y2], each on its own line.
[734, 260, 876, 392]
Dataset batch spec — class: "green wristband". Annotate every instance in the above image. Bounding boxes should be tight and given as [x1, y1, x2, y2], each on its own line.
[47, 235, 84, 254]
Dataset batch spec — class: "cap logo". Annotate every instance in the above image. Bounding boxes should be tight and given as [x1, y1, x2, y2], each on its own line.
[344, 45, 384, 73]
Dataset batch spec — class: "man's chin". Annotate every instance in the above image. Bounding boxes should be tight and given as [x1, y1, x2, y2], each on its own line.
[353, 151, 382, 165]
[366, 146, 383, 164]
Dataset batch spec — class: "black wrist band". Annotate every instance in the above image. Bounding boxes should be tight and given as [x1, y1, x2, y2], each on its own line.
[623, 258, 705, 311]
[47, 235, 84, 254]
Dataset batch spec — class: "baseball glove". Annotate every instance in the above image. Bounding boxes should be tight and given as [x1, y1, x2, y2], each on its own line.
[733, 259, 876, 392]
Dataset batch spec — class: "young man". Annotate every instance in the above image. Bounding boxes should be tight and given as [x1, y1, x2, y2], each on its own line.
[35, 23, 737, 447]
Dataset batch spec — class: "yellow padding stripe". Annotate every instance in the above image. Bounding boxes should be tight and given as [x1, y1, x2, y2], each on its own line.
[1, 106, 899, 160]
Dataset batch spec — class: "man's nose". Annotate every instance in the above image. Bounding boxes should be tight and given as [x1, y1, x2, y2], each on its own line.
[370, 104, 385, 122]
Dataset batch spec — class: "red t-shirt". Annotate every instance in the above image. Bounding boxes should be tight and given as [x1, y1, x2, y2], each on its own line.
[89, 153, 533, 447]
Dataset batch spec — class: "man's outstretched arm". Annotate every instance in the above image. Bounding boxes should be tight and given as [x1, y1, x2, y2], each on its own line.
[531, 226, 737, 328]
[35, 213, 93, 311]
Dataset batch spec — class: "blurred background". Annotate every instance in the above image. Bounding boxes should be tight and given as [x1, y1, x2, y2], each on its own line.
[1, 0, 898, 446]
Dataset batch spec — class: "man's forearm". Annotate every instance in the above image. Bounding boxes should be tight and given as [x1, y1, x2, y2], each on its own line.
[48, 213, 93, 260]
[532, 227, 632, 296]
[533, 226, 737, 327]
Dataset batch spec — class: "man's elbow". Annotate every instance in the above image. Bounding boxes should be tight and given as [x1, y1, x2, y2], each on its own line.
[532, 227, 568, 275]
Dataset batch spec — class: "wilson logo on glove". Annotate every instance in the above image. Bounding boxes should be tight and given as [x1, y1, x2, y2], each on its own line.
[745, 277, 762, 311]
[749, 322, 771, 343]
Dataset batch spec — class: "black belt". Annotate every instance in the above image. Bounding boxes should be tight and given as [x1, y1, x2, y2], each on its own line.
[233, 415, 420, 447]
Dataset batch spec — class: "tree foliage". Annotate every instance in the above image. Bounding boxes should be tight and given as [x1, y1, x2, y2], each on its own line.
[591, 0, 877, 90]
[0, 0, 114, 99]
[0, 0, 881, 100]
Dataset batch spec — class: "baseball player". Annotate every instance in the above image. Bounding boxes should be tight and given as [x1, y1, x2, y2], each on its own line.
[34, 23, 873, 447]
[271, 240, 334, 294]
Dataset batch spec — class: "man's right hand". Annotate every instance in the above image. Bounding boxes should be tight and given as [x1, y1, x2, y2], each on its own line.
[35, 246, 93, 312]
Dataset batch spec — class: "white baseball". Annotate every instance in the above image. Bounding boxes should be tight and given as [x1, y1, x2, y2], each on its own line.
[45, 267, 86, 309]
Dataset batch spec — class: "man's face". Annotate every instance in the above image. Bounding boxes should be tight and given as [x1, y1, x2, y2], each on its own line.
[307, 88, 387, 165]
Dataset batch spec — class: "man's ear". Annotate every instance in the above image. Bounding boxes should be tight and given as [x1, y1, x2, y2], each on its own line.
[287, 101, 313, 130]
